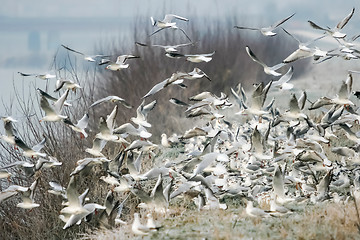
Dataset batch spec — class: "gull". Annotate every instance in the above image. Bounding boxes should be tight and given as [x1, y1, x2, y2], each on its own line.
[132, 213, 152, 236]
[185, 68, 211, 81]
[146, 213, 162, 231]
[17, 179, 40, 209]
[130, 100, 153, 128]
[1, 116, 18, 146]
[70, 157, 110, 176]
[281, 94, 308, 120]
[181, 127, 208, 139]
[331, 146, 356, 158]
[60, 180, 106, 229]
[141, 72, 187, 99]
[338, 123, 360, 144]
[169, 98, 189, 107]
[131, 174, 169, 213]
[102, 55, 140, 71]
[18, 71, 56, 80]
[166, 51, 215, 63]
[63, 113, 89, 138]
[236, 81, 272, 117]
[85, 138, 107, 157]
[161, 133, 176, 148]
[135, 41, 194, 52]
[0, 184, 28, 204]
[0, 179, 39, 209]
[184, 51, 215, 63]
[89, 95, 132, 109]
[272, 66, 294, 90]
[125, 139, 157, 152]
[269, 198, 291, 215]
[234, 13, 295, 36]
[1, 161, 35, 177]
[95, 108, 119, 142]
[315, 170, 332, 201]
[150, 14, 191, 41]
[61, 44, 110, 62]
[273, 165, 285, 199]
[39, 89, 69, 122]
[330, 80, 354, 106]
[298, 91, 307, 110]
[48, 181, 66, 196]
[37, 88, 72, 107]
[113, 122, 152, 139]
[308, 7, 355, 39]
[282, 28, 326, 63]
[245, 201, 269, 217]
[191, 152, 229, 178]
[203, 187, 227, 210]
[14, 136, 47, 158]
[54, 78, 82, 92]
[113, 176, 134, 193]
[246, 46, 285, 76]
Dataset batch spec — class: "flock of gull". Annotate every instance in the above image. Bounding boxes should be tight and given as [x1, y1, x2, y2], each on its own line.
[2, 8, 360, 236]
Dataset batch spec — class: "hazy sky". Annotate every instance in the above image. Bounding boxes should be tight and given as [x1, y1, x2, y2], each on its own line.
[1, 0, 359, 104]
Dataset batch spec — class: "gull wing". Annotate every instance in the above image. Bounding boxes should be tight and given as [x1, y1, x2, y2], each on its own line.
[338, 81, 349, 99]
[61, 44, 85, 56]
[32, 137, 46, 152]
[150, 28, 166, 37]
[40, 96, 56, 116]
[273, 66, 293, 86]
[53, 89, 70, 114]
[18, 72, 36, 77]
[336, 7, 355, 30]
[289, 94, 300, 114]
[14, 136, 32, 152]
[270, 13, 295, 29]
[234, 26, 259, 31]
[246, 46, 267, 68]
[283, 48, 314, 63]
[142, 79, 168, 99]
[164, 14, 189, 22]
[76, 113, 89, 130]
[308, 20, 328, 32]
[177, 27, 192, 42]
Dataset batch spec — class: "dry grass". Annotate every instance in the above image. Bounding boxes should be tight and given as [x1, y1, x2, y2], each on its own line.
[83, 200, 360, 240]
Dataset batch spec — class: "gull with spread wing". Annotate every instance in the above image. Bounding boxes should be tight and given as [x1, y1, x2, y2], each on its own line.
[150, 14, 191, 41]
[235, 13, 295, 36]
[246, 46, 286, 76]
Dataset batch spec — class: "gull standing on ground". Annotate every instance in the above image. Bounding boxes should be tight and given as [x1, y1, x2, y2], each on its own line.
[150, 14, 191, 41]
[234, 13, 295, 36]
[246, 46, 286, 76]
[308, 8, 355, 39]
